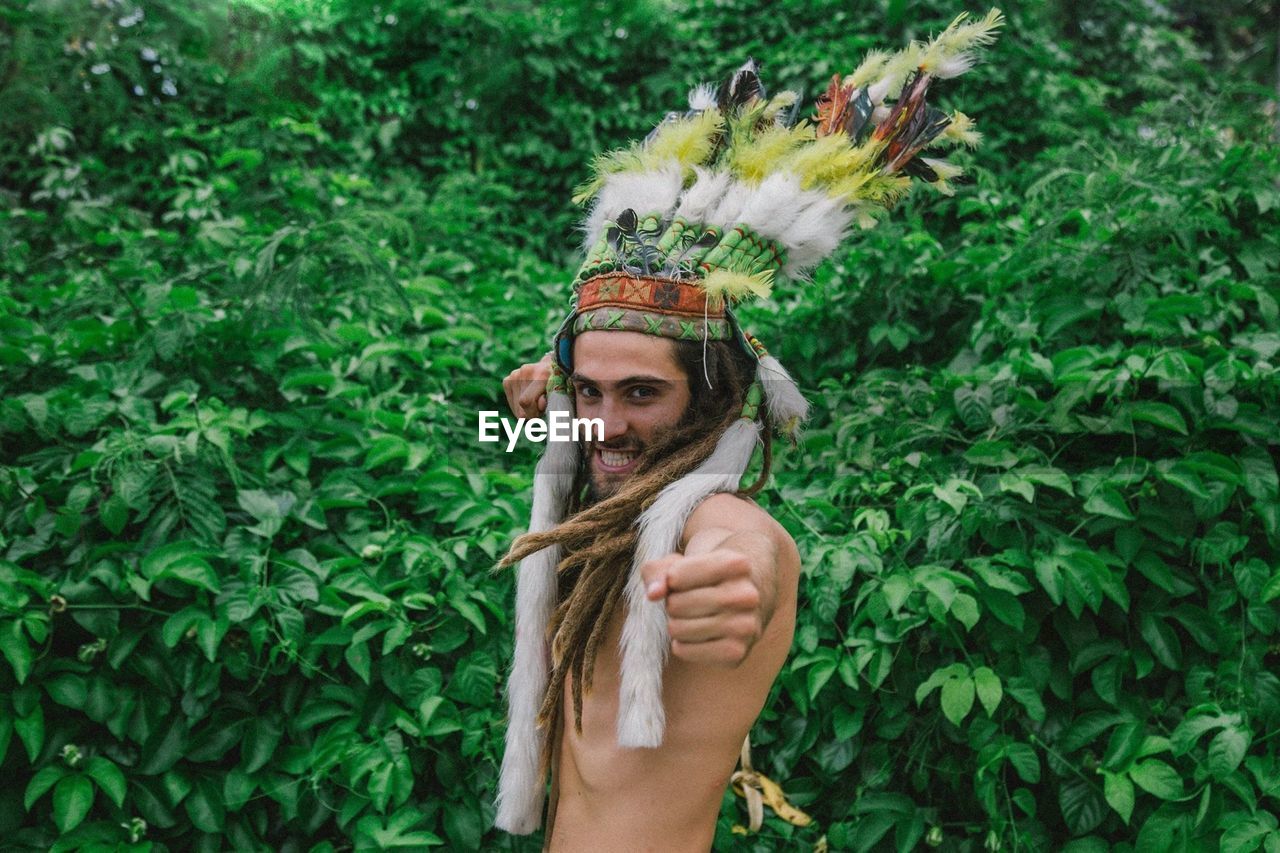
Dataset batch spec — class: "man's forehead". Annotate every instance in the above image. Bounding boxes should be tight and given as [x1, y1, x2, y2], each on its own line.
[571, 331, 685, 381]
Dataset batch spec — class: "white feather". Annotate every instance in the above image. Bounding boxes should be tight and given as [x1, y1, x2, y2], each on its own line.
[582, 166, 685, 250]
[688, 83, 716, 112]
[757, 355, 809, 430]
[705, 180, 754, 229]
[673, 168, 731, 224]
[738, 172, 819, 246]
[778, 195, 853, 279]
[867, 76, 895, 106]
[935, 53, 977, 79]
[495, 391, 578, 834]
[616, 418, 761, 747]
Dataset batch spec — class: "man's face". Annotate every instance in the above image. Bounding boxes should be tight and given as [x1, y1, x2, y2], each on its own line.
[570, 331, 692, 499]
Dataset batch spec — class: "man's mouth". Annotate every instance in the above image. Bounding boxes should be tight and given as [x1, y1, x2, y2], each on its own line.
[595, 447, 640, 473]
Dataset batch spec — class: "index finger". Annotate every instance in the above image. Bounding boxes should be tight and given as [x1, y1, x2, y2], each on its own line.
[665, 551, 750, 592]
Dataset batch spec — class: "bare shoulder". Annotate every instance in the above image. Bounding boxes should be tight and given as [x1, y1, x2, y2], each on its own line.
[682, 493, 801, 574]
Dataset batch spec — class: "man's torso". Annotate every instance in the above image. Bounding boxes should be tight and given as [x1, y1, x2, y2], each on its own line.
[546, 532, 798, 852]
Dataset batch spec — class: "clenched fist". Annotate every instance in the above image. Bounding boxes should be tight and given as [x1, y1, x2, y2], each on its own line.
[641, 548, 766, 668]
[502, 353, 553, 419]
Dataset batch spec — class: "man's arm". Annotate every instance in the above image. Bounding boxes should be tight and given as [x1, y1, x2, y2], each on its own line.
[640, 493, 799, 668]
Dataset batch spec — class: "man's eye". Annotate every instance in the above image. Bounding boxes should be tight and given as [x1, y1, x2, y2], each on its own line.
[628, 387, 656, 400]
[577, 385, 601, 399]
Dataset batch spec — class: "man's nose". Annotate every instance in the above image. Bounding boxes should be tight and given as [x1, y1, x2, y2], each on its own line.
[597, 398, 629, 442]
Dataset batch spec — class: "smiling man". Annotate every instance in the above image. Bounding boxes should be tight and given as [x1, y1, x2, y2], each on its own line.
[502, 327, 801, 851]
[492, 16, 1001, 849]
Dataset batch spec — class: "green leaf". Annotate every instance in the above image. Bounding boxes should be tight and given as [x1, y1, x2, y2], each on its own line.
[1102, 721, 1146, 772]
[1103, 771, 1135, 824]
[223, 768, 256, 812]
[1005, 742, 1040, 783]
[241, 717, 283, 774]
[1129, 760, 1183, 800]
[1171, 708, 1231, 755]
[137, 717, 188, 775]
[52, 774, 93, 833]
[1207, 726, 1251, 777]
[1139, 612, 1182, 670]
[950, 593, 980, 631]
[915, 663, 966, 705]
[1005, 677, 1046, 722]
[141, 541, 220, 592]
[1083, 486, 1135, 521]
[973, 667, 1002, 716]
[443, 800, 484, 849]
[1, 619, 33, 683]
[365, 435, 410, 470]
[1261, 571, 1280, 604]
[185, 779, 226, 833]
[940, 676, 975, 726]
[14, 704, 44, 761]
[345, 641, 372, 685]
[1220, 813, 1278, 853]
[964, 441, 1020, 468]
[1124, 401, 1187, 434]
[807, 658, 838, 701]
[100, 494, 128, 534]
[1240, 447, 1279, 499]
[85, 756, 126, 808]
[24, 764, 67, 809]
[1021, 465, 1075, 495]
[44, 673, 87, 709]
[1033, 554, 1064, 605]
[1059, 775, 1106, 835]
[882, 575, 911, 613]
[932, 478, 981, 514]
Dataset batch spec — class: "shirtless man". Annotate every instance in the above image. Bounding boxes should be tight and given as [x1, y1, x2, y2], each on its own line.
[502, 331, 800, 851]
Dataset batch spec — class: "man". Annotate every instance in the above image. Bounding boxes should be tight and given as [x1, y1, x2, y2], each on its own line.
[492, 13, 999, 847]
[503, 331, 799, 851]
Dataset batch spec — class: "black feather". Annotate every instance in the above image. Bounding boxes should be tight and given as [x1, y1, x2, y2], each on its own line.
[845, 89, 875, 140]
[716, 58, 765, 114]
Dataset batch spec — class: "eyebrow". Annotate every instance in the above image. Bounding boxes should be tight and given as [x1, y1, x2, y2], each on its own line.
[571, 373, 677, 389]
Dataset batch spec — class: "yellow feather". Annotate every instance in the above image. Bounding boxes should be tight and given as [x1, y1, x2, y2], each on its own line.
[701, 268, 775, 303]
[919, 8, 1004, 77]
[785, 136, 882, 191]
[761, 90, 800, 125]
[844, 51, 890, 89]
[642, 110, 725, 171]
[728, 123, 814, 183]
[940, 112, 982, 148]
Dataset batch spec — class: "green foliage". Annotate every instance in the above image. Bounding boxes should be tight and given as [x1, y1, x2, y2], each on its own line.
[2, 0, 1278, 849]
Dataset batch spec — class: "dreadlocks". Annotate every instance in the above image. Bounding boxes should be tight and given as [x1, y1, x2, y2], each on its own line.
[500, 337, 769, 773]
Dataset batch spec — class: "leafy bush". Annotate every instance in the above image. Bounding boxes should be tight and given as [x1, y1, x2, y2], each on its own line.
[1, 0, 1277, 850]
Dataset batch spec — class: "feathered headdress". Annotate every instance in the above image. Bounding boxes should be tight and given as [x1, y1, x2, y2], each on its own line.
[497, 9, 1003, 834]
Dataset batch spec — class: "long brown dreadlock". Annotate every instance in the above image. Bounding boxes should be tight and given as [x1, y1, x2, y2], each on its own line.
[500, 337, 771, 774]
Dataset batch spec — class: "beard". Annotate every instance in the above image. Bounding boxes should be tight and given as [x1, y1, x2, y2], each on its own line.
[579, 416, 696, 505]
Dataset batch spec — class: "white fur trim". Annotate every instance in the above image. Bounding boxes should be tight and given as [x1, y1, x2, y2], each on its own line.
[615, 419, 762, 747]
[495, 390, 578, 833]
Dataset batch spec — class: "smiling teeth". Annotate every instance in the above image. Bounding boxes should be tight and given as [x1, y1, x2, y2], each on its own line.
[600, 450, 637, 467]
